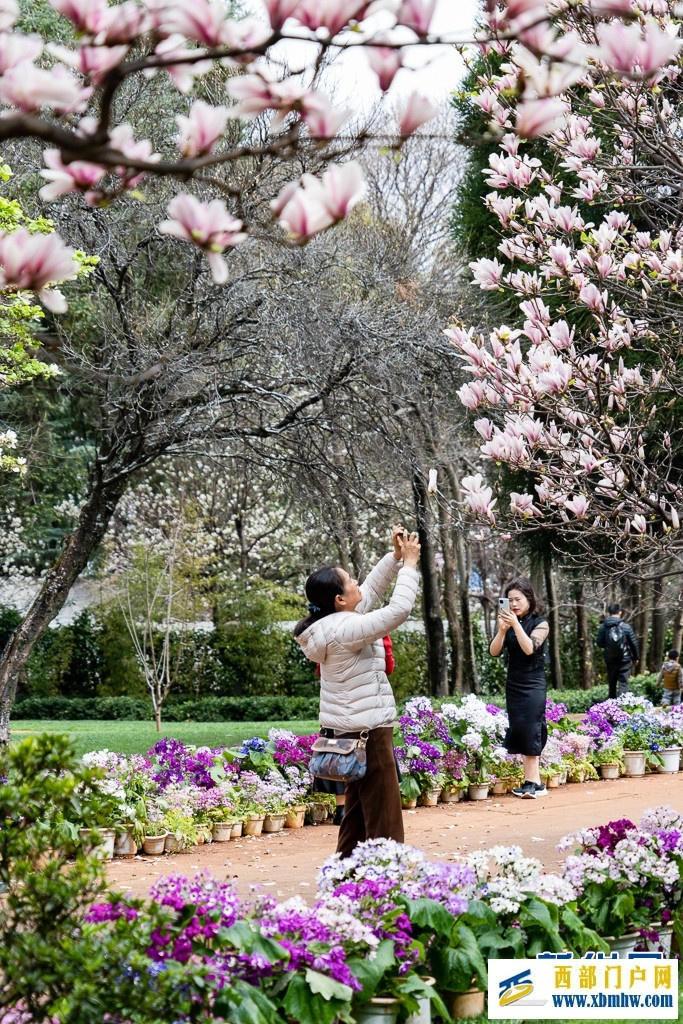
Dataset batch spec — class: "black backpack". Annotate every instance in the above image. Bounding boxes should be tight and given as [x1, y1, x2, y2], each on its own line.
[604, 621, 626, 659]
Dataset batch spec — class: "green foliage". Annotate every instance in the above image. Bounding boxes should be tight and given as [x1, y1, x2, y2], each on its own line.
[390, 629, 429, 701]
[13, 693, 321, 722]
[472, 617, 506, 694]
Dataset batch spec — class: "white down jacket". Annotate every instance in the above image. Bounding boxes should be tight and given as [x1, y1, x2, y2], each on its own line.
[296, 553, 420, 732]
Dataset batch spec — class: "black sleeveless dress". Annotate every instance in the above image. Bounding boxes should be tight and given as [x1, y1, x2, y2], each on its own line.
[503, 612, 548, 757]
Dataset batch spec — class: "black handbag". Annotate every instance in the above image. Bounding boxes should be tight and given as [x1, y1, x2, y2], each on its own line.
[308, 730, 369, 782]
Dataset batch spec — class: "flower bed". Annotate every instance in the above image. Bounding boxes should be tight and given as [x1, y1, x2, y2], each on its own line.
[1, 736, 681, 1023]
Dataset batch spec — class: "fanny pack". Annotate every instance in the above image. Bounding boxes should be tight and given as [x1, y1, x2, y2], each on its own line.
[309, 729, 369, 782]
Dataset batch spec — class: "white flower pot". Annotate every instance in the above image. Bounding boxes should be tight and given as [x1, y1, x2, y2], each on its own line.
[141, 834, 167, 856]
[605, 931, 640, 958]
[263, 813, 286, 833]
[420, 788, 442, 807]
[285, 806, 305, 828]
[599, 763, 620, 780]
[353, 997, 401, 1024]
[212, 822, 233, 842]
[491, 780, 507, 796]
[113, 829, 137, 858]
[243, 814, 265, 836]
[467, 783, 489, 801]
[657, 747, 681, 773]
[230, 820, 243, 838]
[405, 977, 436, 1024]
[622, 751, 646, 777]
[440, 787, 463, 803]
[164, 833, 183, 853]
[79, 827, 116, 860]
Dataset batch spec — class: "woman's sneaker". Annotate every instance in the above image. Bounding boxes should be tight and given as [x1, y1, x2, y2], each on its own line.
[512, 781, 547, 798]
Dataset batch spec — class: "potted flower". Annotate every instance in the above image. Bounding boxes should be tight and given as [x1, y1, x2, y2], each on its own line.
[161, 809, 200, 852]
[440, 749, 468, 801]
[656, 713, 683, 773]
[592, 739, 625, 779]
[616, 714, 666, 775]
[304, 791, 335, 824]
[395, 740, 444, 807]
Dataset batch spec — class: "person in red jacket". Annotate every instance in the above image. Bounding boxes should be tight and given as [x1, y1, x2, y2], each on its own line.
[313, 634, 395, 825]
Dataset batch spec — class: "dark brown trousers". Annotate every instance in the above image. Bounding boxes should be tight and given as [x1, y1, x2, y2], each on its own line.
[336, 726, 404, 859]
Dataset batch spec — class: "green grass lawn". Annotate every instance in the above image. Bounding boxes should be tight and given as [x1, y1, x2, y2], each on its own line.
[10, 719, 319, 757]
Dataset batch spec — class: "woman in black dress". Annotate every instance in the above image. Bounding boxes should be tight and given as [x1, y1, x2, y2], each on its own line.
[489, 577, 549, 799]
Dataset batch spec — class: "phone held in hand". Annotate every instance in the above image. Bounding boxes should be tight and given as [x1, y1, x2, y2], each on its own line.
[499, 597, 510, 612]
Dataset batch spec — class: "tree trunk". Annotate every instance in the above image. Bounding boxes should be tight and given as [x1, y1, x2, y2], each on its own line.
[672, 589, 683, 653]
[574, 581, 594, 690]
[443, 464, 478, 694]
[412, 470, 447, 697]
[436, 488, 461, 694]
[155, 707, 162, 732]
[543, 550, 563, 690]
[651, 569, 663, 671]
[0, 474, 128, 744]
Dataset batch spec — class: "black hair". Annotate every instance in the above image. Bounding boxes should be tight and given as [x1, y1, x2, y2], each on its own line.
[608, 602, 621, 615]
[504, 576, 542, 616]
[668, 648, 679, 660]
[293, 565, 346, 637]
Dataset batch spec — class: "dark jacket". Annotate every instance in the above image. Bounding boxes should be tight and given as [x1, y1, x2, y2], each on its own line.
[596, 616, 639, 664]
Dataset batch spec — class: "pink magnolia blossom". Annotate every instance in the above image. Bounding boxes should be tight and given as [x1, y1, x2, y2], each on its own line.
[0, 227, 79, 311]
[565, 495, 589, 518]
[146, 0, 230, 46]
[461, 473, 496, 523]
[515, 98, 567, 139]
[262, 0, 302, 30]
[227, 70, 279, 119]
[272, 161, 364, 241]
[95, 2, 152, 44]
[175, 99, 229, 157]
[457, 380, 485, 411]
[473, 418, 494, 441]
[0, 31, 42, 73]
[48, 43, 130, 81]
[293, 0, 367, 36]
[0, 0, 17, 31]
[147, 35, 213, 92]
[367, 46, 403, 92]
[469, 257, 504, 290]
[596, 21, 681, 76]
[510, 492, 539, 518]
[39, 149, 107, 201]
[300, 93, 350, 137]
[396, 0, 436, 35]
[0, 61, 92, 114]
[398, 92, 438, 137]
[157, 194, 247, 283]
[427, 468, 438, 494]
[49, 0, 108, 35]
[631, 514, 647, 534]
[318, 161, 365, 218]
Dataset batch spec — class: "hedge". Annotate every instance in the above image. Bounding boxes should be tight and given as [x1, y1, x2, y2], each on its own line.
[12, 694, 320, 722]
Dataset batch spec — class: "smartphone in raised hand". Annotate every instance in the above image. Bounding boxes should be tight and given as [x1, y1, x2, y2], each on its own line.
[499, 597, 510, 612]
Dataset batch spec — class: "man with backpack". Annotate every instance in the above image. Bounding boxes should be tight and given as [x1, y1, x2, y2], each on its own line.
[596, 603, 640, 700]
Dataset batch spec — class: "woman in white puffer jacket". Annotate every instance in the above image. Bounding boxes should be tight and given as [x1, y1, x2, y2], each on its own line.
[294, 527, 421, 857]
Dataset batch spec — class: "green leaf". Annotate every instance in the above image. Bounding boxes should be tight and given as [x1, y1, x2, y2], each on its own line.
[304, 968, 353, 1003]
[403, 897, 456, 941]
[347, 939, 396, 1000]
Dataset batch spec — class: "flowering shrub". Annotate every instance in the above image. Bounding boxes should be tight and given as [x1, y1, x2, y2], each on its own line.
[558, 808, 683, 940]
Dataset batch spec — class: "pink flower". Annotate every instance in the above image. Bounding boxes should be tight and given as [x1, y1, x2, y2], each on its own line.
[300, 92, 350, 137]
[48, 43, 130, 81]
[262, 0, 302, 30]
[565, 495, 589, 518]
[461, 473, 496, 523]
[0, 31, 42, 73]
[398, 92, 438, 137]
[510, 492, 539, 518]
[157, 194, 247, 282]
[474, 417, 494, 440]
[146, 0, 230, 46]
[397, 0, 436, 35]
[367, 45, 403, 91]
[631, 514, 647, 534]
[49, 0, 108, 35]
[293, 0, 367, 36]
[147, 35, 213, 92]
[427, 468, 438, 494]
[0, 0, 18, 31]
[272, 161, 364, 240]
[0, 227, 79, 311]
[39, 149, 107, 201]
[457, 380, 485, 410]
[0, 61, 92, 113]
[227, 71, 278, 118]
[95, 2, 151, 44]
[596, 22, 681, 76]
[175, 99, 229, 157]
[515, 98, 567, 139]
[469, 257, 504, 290]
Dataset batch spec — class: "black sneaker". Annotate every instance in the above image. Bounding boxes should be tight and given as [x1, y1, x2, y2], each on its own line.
[533, 782, 547, 797]
[512, 781, 536, 798]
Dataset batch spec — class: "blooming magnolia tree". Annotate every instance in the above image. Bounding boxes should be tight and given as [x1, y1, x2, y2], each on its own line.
[446, 0, 683, 574]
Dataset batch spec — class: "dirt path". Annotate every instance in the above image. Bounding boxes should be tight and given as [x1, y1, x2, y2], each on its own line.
[105, 773, 683, 902]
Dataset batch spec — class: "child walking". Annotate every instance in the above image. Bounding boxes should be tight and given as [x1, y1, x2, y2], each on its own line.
[657, 648, 683, 707]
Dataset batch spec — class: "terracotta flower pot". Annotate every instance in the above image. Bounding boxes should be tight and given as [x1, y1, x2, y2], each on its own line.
[243, 814, 265, 836]
[491, 780, 507, 796]
[164, 833, 183, 853]
[285, 807, 305, 828]
[440, 787, 463, 803]
[448, 987, 485, 1019]
[401, 797, 418, 809]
